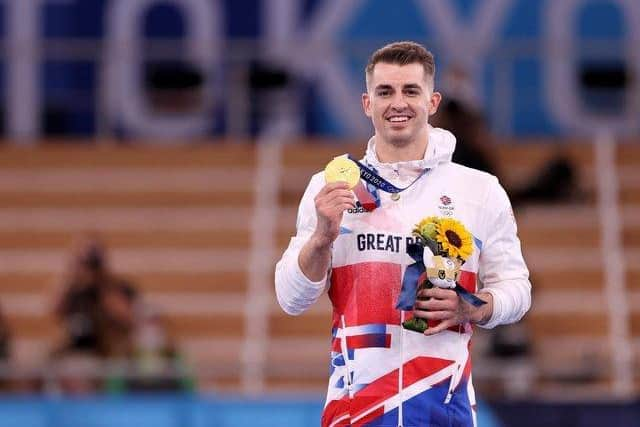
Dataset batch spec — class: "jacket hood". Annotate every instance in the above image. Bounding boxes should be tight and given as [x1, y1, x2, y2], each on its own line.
[363, 126, 457, 172]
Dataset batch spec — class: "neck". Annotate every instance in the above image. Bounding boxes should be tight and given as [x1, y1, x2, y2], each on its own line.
[375, 132, 429, 163]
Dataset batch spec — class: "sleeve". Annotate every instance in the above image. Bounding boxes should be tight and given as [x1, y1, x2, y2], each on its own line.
[275, 174, 330, 316]
[476, 177, 532, 329]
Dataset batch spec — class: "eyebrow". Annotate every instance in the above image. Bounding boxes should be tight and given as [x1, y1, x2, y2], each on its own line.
[374, 84, 393, 91]
[403, 84, 422, 91]
[374, 83, 423, 91]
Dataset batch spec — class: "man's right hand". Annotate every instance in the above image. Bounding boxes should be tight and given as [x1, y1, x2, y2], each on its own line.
[298, 182, 355, 282]
[311, 182, 356, 247]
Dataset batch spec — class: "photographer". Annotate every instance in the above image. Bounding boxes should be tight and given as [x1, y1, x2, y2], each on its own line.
[53, 234, 138, 358]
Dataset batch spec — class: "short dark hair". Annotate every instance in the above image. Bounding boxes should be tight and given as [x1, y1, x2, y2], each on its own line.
[365, 41, 435, 89]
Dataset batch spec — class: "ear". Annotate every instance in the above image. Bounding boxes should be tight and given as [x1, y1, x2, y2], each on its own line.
[428, 92, 442, 116]
[362, 92, 372, 117]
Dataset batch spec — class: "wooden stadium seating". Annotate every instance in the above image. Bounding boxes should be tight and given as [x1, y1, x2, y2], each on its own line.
[0, 139, 638, 397]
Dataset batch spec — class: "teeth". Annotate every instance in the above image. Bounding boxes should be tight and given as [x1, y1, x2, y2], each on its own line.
[389, 116, 409, 122]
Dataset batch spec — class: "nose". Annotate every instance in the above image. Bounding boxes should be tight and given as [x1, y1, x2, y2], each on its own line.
[389, 92, 409, 110]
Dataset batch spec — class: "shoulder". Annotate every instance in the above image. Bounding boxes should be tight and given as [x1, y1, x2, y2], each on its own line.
[436, 163, 513, 216]
[439, 162, 501, 194]
[302, 171, 326, 198]
[445, 161, 496, 181]
[309, 171, 325, 186]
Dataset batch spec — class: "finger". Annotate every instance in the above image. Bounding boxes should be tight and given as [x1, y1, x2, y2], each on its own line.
[329, 203, 357, 216]
[423, 319, 456, 336]
[324, 181, 351, 191]
[316, 198, 356, 216]
[415, 298, 456, 311]
[413, 310, 454, 321]
[316, 205, 355, 222]
[323, 188, 355, 199]
[318, 182, 351, 196]
[323, 194, 356, 207]
[419, 287, 457, 300]
[316, 191, 355, 207]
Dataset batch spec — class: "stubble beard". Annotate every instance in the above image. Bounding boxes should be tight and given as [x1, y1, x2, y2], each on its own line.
[383, 126, 416, 148]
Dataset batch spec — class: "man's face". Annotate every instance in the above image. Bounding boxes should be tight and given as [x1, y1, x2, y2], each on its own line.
[362, 62, 441, 147]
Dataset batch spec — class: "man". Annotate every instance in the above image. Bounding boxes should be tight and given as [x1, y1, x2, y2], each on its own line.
[275, 41, 531, 427]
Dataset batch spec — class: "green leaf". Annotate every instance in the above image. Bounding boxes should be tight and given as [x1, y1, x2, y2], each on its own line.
[402, 317, 428, 333]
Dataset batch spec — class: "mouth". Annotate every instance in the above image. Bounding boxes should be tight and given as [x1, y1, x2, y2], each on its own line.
[386, 115, 412, 125]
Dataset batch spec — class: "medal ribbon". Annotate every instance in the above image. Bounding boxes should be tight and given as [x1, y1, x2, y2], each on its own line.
[396, 243, 487, 310]
[352, 182, 378, 211]
[348, 155, 428, 194]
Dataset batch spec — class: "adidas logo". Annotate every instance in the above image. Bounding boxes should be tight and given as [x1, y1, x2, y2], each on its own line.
[347, 206, 367, 214]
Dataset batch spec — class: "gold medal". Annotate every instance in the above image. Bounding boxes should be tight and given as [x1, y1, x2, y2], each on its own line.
[324, 156, 360, 189]
[391, 193, 400, 201]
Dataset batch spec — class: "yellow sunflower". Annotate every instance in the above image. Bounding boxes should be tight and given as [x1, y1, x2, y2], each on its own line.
[435, 218, 473, 261]
[413, 216, 440, 241]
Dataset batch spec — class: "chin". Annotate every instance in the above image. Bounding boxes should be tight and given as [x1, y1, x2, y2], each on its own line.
[383, 130, 414, 146]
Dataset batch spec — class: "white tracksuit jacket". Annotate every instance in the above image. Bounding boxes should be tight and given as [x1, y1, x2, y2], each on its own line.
[275, 127, 531, 427]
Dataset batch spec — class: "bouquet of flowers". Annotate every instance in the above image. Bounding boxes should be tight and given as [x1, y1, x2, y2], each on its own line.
[398, 216, 478, 333]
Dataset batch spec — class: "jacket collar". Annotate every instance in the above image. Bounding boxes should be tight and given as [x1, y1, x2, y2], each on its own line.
[363, 126, 457, 172]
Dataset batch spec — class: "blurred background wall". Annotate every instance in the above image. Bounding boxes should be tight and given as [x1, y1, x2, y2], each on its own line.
[0, 0, 638, 141]
[0, 1, 639, 426]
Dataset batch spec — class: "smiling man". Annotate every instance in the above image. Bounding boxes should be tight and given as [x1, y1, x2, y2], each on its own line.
[275, 41, 531, 427]
[363, 57, 439, 160]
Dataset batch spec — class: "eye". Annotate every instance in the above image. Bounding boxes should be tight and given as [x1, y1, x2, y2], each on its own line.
[377, 89, 391, 97]
[404, 88, 420, 96]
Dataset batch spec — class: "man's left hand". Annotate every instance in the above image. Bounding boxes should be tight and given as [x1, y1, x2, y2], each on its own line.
[413, 287, 493, 336]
